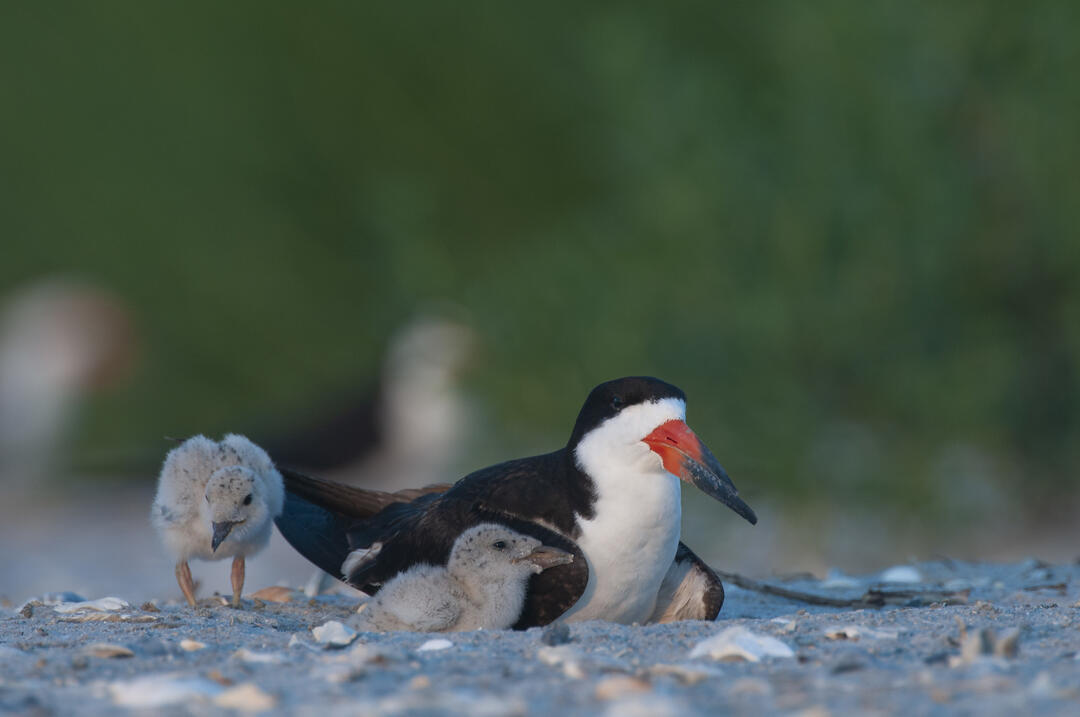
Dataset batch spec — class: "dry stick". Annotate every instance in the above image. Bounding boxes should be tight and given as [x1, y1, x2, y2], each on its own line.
[713, 570, 970, 609]
[714, 570, 855, 607]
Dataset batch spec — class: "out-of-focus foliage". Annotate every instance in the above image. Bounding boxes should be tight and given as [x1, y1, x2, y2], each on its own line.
[2, 2, 1077, 521]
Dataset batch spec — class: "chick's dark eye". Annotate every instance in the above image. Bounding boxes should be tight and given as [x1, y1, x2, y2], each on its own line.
[243, 493, 253, 506]
[493, 540, 507, 550]
[610, 395, 624, 410]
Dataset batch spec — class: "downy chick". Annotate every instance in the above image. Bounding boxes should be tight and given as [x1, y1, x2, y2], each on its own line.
[151, 434, 284, 607]
[351, 523, 573, 632]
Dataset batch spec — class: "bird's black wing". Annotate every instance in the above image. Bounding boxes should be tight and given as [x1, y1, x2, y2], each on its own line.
[273, 467, 449, 579]
[277, 452, 593, 628]
[648, 541, 725, 622]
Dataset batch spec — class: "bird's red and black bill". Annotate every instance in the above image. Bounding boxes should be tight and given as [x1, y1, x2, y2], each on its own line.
[643, 420, 757, 525]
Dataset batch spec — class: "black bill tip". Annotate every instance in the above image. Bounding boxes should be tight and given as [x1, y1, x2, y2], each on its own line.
[211, 521, 236, 552]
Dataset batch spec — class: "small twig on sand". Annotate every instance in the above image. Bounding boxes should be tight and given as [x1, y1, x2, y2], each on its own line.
[714, 570, 970, 609]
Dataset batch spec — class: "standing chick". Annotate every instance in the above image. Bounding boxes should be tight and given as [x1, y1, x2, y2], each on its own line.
[151, 434, 284, 607]
[351, 523, 573, 632]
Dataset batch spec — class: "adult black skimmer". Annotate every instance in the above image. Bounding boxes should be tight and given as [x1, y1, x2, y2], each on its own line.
[274, 376, 756, 627]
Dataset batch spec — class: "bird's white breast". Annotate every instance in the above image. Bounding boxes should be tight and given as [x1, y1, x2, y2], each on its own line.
[562, 397, 688, 624]
[564, 463, 682, 623]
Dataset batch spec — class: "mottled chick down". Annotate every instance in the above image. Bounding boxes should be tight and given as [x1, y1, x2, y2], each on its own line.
[151, 434, 284, 606]
[351, 523, 573, 632]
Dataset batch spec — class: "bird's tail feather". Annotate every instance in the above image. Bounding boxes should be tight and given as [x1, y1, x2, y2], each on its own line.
[278, 467, 450, 518]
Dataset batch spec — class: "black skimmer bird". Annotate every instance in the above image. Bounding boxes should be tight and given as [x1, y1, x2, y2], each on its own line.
[275, 376, 756, 627]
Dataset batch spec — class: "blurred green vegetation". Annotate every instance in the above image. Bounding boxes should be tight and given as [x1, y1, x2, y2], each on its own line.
[2, 2, 1078, 522]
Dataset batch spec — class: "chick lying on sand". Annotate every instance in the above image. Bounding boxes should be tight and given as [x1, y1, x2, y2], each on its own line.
[151, 434, 284, 607]
[351, 523, 573, 632]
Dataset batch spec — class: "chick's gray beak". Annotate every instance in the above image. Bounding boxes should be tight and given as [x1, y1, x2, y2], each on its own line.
[519, 545, 574, 571]
[211, 521, 235, 552]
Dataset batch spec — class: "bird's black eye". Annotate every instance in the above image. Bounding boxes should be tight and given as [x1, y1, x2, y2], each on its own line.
[243, 493, 253, 506]
[610, 395, 624, 411]
[493, 540, 507, 550]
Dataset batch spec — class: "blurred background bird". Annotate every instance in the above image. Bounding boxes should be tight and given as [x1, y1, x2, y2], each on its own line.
[260, 314, 475, 492]
[0, 278, 138, 495]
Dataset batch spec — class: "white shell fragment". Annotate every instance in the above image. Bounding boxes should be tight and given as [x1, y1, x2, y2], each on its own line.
[879, 565, 922, 583]
[52, 597, 130, 613]
[690, 626, 795, 662]
[416, 638, 453, 652]
[85, 643, 135, 658]
[179, 639, 207, 652]
[213, 683, 278, 712]
[109, 673, 223, 708]
[232, 648, 286, 664]
[312, 620, 358, 648]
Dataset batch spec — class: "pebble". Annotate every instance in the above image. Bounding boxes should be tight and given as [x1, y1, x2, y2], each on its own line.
[213, 683, 277, 712]
[540, 621, 572, 645]
[109, 673, 223, 708]
[312, 620, 358, 648]
[179, 639, 207, 652]
[690, 626, 795, 662]
[417, 638, 454, 652]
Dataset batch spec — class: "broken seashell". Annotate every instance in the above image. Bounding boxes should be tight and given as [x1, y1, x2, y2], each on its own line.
[416, 638, 453, 652]
[232, 648, 285, 664]
[53, 597, 130, 613]
[85, 643, 134, 659]
[312, 620, 358, 648]
[690, 626, 795, 662]
[213, 683, 277, 712]
[879, 565, 922, 583]
[251, 586, 297, 603]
